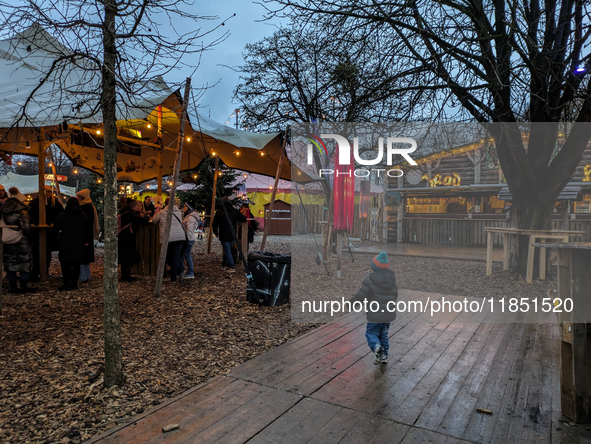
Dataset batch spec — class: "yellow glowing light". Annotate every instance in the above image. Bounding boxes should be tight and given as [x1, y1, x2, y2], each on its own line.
[243, 174, 248, 178]
[211, 152, 216, 156]
[186, 137, 191, 142]
[235, 151, 240, 156]
[73, 169, 78, 174]
[48, 163, 53, 167]
[97, 179, 102, 183]
[193, 175, 198, 179]
[147, 124, 152, 129]
[168, 182, 173, 186]
[17, 162, 22, 166]
[96, 130, 101, 135]
[260, 152, 265, 156]
[218, 172, 222, 176]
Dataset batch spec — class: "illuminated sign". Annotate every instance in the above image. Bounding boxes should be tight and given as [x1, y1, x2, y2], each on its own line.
[44, 174, 67, 182]
[420, 173, 461, 188]
[584, 165, 591, 182]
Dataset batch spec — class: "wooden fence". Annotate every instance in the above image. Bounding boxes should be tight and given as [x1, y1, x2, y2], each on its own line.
[402, 218, 591, 247]
[291, 203, 374, 239]
[132, 223, 161, 276]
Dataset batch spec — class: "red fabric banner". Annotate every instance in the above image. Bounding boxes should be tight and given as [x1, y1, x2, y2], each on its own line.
[332, 143, 355, 231]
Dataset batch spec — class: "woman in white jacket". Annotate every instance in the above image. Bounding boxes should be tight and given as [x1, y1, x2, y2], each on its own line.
[151, 200, 187, 282]
[181, 203, 200, 279]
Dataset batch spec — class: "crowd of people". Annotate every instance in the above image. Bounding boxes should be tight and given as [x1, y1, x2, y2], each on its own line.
[0, 186, 257, 292]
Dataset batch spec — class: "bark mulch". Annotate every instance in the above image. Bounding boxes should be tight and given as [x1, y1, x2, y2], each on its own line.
[0, 235, 553, 443]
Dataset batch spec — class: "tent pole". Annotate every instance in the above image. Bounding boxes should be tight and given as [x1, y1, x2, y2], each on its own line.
[157, 105, 163, 197]
[154, 78, 191, 297]
[38, 142, 47, 282]
[260, 129, 287, 251]
[206, 155, 219, 254]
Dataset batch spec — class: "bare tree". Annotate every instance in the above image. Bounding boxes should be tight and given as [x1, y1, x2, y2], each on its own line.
[266, 0, 591, 272]
[234, 21, 427, 132]
[0, 0, 229, 387]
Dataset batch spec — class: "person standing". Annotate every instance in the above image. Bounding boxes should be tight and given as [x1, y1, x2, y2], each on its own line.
[29, 192, 64, 281]
[118, 199, 150, 282]
[53, 197, 92, 291]
[350, 252, 398, 365]
[1, 196, 36, 293]
[152, 199, 187, 282]
[212, 197, 246, 273]
[0, 185, 9, 206]
[181, 203, 200, 279]
[76, 189, 99, 284]
[143, 195, 155, 217]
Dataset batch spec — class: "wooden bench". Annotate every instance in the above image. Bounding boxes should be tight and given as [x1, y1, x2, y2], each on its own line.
[484, 227, 585, 284]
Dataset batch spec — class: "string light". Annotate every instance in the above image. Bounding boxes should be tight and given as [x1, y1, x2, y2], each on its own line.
[73, 169, 78, 174]
[96, 130, 101, 135]
[193, 175, 198, 179]
[186, 137, 191, 142]
[211, 152, 216, 156]
[25, 141, 30, 149]
[260, 152, 265, 156]
[147, 124, 152, 129]
[48, 162, 53, 167]
[235, 151, 240, 156]
[17, 162, 22, 166]
[97, 179, 102, 184]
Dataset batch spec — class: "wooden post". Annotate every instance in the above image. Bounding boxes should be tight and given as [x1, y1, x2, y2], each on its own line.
[0, 238, 3, 315]
[38, 143, 47, 282]
[154, 78, 191, 297]
[503, 232, 509, 270]
[486, 230, 493, 276]
[322, 190, 334, 260]
[260, 135, 287, 252]
[526, 234, 536, 284]
[157, 104, 163, 197]
[206, 155, 219, 254]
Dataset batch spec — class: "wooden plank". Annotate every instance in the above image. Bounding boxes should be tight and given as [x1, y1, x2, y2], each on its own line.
[454, 323, 524, 442]
[503, 233, 510, 270]
[486, 231, 493, 276]
[247, 398, 342, 444]
[487, 323, 540, 443]
[436, 322, 526, 438]
[526, 234, 536, 283]
[188, 386, 300, 444]
[392, 322, 494, 425]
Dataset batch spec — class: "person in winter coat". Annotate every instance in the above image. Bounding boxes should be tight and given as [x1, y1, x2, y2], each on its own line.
[212, 196, 246, 272]
[29, 192, 64, 281]
[143, 196, 155, 217]
[0, 185, 8, 206]
[181, 203, 200, 279]
[1, 197, 36, 293]
[118, 199, 150, 281]
[53, 197, 92, 291]
[239, 203, 257, 252]
[152, 199, 187, 282]
[76, 189, 99, 283]
[350, 252, 398, 365]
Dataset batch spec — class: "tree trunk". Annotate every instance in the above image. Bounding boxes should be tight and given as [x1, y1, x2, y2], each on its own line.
[511, 197, 555, 277]
[102, 0, 123, 388]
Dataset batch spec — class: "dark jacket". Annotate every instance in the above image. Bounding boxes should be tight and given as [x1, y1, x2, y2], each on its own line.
[80, 203, 96, 263]
[351, 268, 398, 323]
[54, 207, 92, 263]
[212, 202, 246, 242]
[118, 206, 150, 266]
[1, 198, 33, 273]
[144, 201, 155, 217]
[29, 198, 64, 251]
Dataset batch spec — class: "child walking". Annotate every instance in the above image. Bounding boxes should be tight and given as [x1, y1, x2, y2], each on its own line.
[351, 252, 398, 365]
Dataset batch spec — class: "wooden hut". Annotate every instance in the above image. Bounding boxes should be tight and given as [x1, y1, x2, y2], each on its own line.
[263, 199, 291, 235]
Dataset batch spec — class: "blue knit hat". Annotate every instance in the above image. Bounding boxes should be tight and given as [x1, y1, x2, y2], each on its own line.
[184, 202, 194, 212]
[371, 252, 390, 272]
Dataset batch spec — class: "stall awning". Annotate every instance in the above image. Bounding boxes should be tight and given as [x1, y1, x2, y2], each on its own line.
[498, 186, 582, 201]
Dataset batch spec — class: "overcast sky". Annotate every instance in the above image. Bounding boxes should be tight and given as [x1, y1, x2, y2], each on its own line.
[173, 1, 285, 127]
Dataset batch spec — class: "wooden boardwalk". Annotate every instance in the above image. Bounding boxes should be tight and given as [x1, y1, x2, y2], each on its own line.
[88, 290, 576, 444]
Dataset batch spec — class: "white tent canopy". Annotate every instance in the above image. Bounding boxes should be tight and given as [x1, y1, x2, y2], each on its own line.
[0, 172, 77, 197]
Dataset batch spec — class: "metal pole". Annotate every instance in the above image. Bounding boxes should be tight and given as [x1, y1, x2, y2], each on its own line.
[154, 78, 191, 297]
[38, 141, 47, 282]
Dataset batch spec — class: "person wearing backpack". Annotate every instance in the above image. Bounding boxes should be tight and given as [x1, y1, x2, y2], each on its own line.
[0, 196, 36, 293]
[53, 197, 92, 291]
[152, 199, 187, 282]
[118, 198, 150, 282]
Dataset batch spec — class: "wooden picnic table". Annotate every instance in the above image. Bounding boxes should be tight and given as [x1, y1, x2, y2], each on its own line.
[484, 227, 585, 284]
